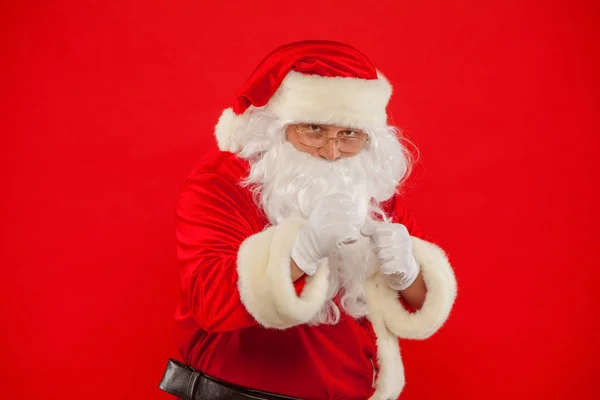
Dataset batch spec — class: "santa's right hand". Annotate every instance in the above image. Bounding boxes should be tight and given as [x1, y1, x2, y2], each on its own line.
[291, 194, 361, 276]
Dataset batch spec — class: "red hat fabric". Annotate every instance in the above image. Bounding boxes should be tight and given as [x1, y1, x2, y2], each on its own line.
[215, 40, 393, 153]
[232, 40, 380, 114]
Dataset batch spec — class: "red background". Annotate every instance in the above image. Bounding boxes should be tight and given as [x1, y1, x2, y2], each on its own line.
[2, 1, 600, 399]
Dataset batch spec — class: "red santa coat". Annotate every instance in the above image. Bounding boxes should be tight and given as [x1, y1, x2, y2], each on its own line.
[174, 151, 457, 400]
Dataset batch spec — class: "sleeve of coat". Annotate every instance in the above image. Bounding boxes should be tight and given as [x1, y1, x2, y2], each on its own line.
[176, 172, 309, 332]
[384, 195, 458, 339]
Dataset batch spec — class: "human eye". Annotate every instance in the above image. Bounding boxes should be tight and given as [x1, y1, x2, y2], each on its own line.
[340, 130, 359, 137]
[296, 124, 323, 134]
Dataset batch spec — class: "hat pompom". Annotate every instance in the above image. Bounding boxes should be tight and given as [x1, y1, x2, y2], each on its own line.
[214, 108, 247, 153]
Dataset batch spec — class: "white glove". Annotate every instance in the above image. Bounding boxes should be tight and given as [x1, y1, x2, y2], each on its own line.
[291, 194, 362, 276]
[361, 221, 420, 291]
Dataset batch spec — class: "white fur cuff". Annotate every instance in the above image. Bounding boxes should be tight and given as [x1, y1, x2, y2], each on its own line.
[365, 237, 457, 398]
[237, 219, 330, 329]
[368, 236, 457, 340]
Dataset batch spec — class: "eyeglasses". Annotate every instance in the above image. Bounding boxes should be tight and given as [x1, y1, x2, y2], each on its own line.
[293, 124, 370, 153]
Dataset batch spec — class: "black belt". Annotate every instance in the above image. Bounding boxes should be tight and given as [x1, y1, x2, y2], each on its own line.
[159, 359, 303, 400]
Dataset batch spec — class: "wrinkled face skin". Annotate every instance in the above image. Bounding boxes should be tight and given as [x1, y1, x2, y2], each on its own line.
[285, 123, 368, 160]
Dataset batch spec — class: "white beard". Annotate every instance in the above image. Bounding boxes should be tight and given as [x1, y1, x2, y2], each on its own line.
[238, 114, 409, 324]
[248, 141, 374, 225]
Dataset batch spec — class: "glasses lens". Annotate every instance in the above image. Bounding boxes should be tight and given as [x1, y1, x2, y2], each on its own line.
[337, 137, 366, 153]
[298, 130, 328, 147]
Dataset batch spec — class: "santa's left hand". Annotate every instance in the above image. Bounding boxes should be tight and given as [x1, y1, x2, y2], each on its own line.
[361, 221, 420, 291]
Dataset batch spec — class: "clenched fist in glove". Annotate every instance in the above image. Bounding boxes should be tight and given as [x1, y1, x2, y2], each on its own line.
[361, 221, 420, 291]
[291, 194, 362, 276]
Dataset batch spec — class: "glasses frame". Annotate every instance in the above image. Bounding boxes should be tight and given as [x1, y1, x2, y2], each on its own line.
[293, 124, 371, 153]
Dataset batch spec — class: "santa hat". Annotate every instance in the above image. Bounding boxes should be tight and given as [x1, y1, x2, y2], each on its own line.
[215, 40, 393, 153]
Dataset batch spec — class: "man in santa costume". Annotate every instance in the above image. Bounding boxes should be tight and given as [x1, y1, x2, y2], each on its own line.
[161, 41, 457, 400]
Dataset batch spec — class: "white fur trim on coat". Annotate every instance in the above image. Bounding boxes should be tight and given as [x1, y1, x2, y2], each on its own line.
[366, 296, 405, 400]
[237, 219, 330, 329]
[369, 236, 457, 340]
[214, 71, 392, 152]
[365, 236, 457, 398]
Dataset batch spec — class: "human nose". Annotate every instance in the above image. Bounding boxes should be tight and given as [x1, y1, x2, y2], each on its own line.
[319, 138, 341, 161]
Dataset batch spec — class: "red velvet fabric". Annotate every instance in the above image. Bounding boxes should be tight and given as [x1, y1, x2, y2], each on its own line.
[233, 40, 379, 115]
[174, 150, 425, 400]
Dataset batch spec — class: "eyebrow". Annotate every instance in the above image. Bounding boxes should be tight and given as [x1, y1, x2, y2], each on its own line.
[303, 124, 363, 132]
